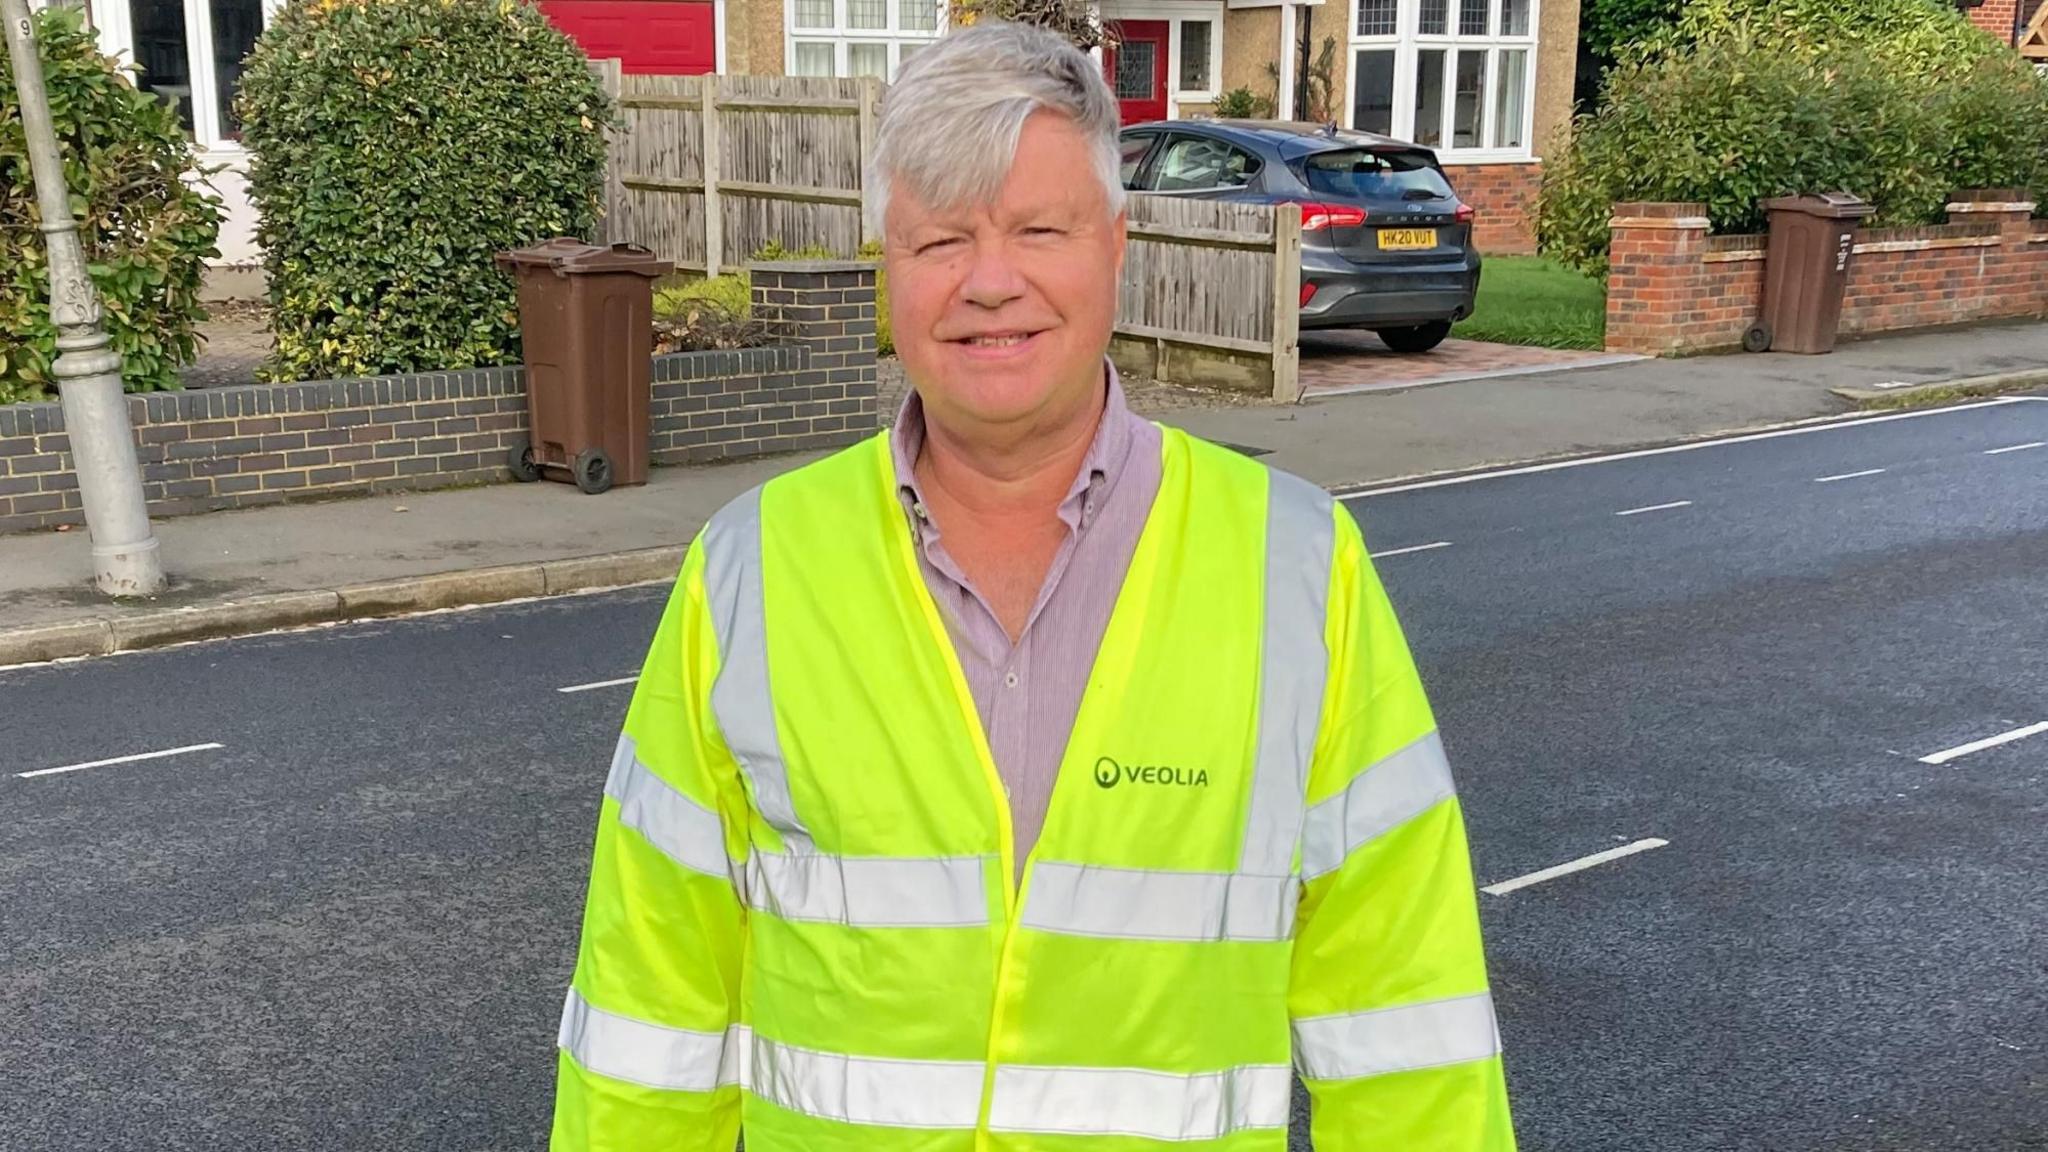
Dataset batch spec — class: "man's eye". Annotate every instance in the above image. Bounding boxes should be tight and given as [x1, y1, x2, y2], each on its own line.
[916, 237, 964, 255]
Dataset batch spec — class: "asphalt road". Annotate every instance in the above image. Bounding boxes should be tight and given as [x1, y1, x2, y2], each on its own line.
[3, 396, 2044, 1151]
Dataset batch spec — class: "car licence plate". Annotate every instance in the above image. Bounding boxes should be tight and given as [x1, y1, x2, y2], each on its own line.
[1378, 228, 1438, 251]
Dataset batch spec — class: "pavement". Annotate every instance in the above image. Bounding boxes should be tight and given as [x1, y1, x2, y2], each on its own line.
[3, 397, 2041, 1149]
[7, 320, 2048, 664]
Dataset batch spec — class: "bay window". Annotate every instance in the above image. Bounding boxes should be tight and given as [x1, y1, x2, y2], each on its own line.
[1347, 0, 1536, 160]
[788, 0, 943, 80]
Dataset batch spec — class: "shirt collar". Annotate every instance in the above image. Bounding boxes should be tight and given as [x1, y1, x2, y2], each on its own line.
[891, 359, 1141, 535]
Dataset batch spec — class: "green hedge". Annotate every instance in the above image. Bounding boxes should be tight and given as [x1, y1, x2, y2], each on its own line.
[1539, 0, 2048, 275]
[236, 0, 609, 381]
[2, 7, 221, 403]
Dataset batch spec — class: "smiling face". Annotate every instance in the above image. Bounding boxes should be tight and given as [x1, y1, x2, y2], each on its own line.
[882, 111, 1127, 440]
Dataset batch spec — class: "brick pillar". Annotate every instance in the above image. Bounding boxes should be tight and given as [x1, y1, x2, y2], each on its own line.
[1946, 189, 2043, 319]
[749, 260, 881, 437]
[1604, 202, 1711, 356]
[1964, 0, 2019, 44]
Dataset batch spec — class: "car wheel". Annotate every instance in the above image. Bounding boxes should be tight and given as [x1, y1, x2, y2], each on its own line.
[1376, 321, 1453, 354]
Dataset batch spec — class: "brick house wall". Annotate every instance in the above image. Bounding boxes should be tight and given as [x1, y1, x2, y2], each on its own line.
[1450, 163, 1542, 255]
[1965, 0, 2020, 43]
[1604, 195, 2048, 356]
[0, 264, 879, 537]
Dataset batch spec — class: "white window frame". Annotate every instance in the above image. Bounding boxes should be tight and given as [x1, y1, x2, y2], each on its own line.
[785, 0, 945, 81]
[90, 0, 282, 155]
[1344, 0, 1537, 163]
[1099, 1, 1226, 112]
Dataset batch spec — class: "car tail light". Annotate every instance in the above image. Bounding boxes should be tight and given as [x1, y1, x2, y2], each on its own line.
[1296, 201, 1368, 231]
[1300, 281, 1317, 308]
[1454, 203, 1476, 224]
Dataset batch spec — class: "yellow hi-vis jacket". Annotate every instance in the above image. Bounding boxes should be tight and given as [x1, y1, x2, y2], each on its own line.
[551, 427, 1514, 1151]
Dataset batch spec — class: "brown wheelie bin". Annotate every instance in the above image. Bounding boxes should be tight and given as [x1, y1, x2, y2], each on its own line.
[495, 239, 670, 493]
[1743, 193, 1875, 355]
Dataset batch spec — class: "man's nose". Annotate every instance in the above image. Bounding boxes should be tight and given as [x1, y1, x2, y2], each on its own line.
[958, 238, 1026, 310]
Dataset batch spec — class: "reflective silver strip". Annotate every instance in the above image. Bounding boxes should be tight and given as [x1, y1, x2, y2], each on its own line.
[1240, 469, 1336, 878]
[1298, 731, 1457, 881]
[987, 1062, 1291, 1140]
[557, 987, 741, 1093]
[748, 851, 990, 927]
[702, 486, 814, 852]
[745, 1031, 985, 1129]
[1020, 862, 1297, 942]
[1292, 991, 1501, 1082]
[605, 735, 732, 881]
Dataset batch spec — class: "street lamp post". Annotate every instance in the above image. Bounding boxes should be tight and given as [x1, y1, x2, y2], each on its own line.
[4, 0, 166, 596]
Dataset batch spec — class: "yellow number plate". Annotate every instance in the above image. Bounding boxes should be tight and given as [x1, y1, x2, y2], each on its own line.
[1378, 228, 1439, 251]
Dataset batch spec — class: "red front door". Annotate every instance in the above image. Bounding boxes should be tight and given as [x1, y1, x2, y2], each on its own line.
[1104, 20, 1169, 124]
[538, 0, 717, 75]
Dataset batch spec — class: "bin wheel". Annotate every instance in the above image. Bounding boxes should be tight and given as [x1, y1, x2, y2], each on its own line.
[507, 437, 542, 483]
[1742, 322, 1773, 354]
[573, 448, 614, 495]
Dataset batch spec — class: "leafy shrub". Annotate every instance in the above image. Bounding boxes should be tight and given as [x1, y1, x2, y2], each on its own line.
[1213, 88, 1274, 120]
[1539, 0, 2048, 275]
[2, 6, 221, 403]
[236, 0, 609, 381]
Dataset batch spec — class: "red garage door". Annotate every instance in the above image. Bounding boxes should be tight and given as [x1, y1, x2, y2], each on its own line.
[538, 0, 716, 75]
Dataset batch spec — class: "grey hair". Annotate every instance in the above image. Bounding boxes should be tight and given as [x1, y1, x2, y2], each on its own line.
[866, 21, 1126, 237]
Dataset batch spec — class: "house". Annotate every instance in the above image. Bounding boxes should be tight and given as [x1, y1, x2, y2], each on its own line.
[65, 0, 1573, 284]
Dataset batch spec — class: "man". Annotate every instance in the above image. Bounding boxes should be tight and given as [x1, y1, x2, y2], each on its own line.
[550, 21, 1513, 1152]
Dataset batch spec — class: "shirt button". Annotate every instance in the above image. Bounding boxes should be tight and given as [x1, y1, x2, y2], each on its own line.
[1004, 671, 1019, 689]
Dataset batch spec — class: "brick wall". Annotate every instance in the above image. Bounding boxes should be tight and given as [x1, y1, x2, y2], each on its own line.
[1965, 0, 2019, 43]
[1449, 162, 1542, 255]
[0, 263, 879, 537]
[1604, 194, 2048, 356]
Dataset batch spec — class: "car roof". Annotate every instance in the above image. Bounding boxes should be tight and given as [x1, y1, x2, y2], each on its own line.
[1122, 119, 1433, 163]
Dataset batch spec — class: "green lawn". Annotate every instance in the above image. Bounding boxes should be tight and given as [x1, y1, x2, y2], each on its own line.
[1451, 255, 1606, 351]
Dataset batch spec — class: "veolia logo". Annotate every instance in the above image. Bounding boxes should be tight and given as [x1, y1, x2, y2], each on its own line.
[1093, 756, 1209, 790]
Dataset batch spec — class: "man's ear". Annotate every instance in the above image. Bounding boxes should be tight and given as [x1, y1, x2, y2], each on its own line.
[1111, 208, 1128, 274]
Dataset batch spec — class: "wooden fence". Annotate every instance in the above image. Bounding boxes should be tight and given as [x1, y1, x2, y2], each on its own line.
[589, 64, 1303, 399]
[1116, 196, 1304, 401]
[590, 63, 879, 274]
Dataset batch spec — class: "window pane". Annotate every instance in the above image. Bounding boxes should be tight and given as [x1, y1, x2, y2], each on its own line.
[128, 0, 194, 134]
[1492, 48, 1527, 148]
[1153, 137, 1258, 192]
[1460, 0, 1489, 35]
[1114, 40, 1156, 99]
[1501, 0, 1531, 36]
[848, 41, 889, 77]
[1350, 50, 1395, 135]
[792, 41, 837, 76]
[1355, 0, 1396, 37]
[1302, 149, 1455, 200]
[793, 0, 833, 29]
[1418, 0, 1448, 36]
[898, 0, 937, 32]
[1412, 48, 1445, 147]
[1452, 49, 1486, 149]
[1178, 21, 1212, 91]
[899, 41, 928, 68]
[847, 0, 886, 30]
[1119, 133, 1156, 188]
[210, 0, 263, 140]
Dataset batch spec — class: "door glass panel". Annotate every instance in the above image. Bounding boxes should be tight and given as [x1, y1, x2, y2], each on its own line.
[792, 41, 837, 76]
[128, 0, 194, 134]
[1178, 20, 1212, 91]
[1351, 49, 1395, 135]
[1492, 49, 1527, 148]
[1119, 133, 1156, 189]
[848, 42, 889, 78]
[211, 0, 263, 140]
[1452, 49, 1487, 149]
[1114, 41, 1156, 99]
[1152, 137, 1257, 192]
[1412, 49, 1446, 147]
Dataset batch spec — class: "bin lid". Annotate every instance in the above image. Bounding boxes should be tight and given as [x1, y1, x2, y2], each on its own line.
[1761, 192, 1876, 219]
[494, 238, 671, 278]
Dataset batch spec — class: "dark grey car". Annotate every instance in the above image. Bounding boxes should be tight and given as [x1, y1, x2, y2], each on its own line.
[1119, 120, 1482, 353]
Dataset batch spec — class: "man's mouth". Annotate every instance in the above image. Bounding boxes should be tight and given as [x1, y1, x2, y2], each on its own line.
[958, 332, 1039, 348]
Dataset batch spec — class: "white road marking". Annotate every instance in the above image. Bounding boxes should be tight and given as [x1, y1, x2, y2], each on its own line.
[559, 676, 639, 694]
[1482, 838, 1670, 896]
[1984, 441, 2045, 456]
[1339, 397, 2032, 499]
[17, 742, 226, 780]
[1615, 501, 1692, 517]
[1815, 468, 1886, 483]
[1918, 721, 2048, 766]
[1369, 541, 1453, 559]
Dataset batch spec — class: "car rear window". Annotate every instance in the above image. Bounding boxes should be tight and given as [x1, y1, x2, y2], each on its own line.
[1299, 149, 1454, 201]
